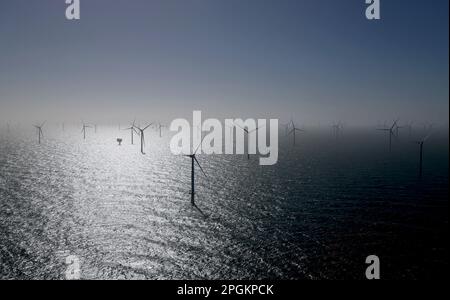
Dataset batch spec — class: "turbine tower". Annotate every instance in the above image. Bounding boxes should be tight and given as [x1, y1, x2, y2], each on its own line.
[184, 137, 207, 206]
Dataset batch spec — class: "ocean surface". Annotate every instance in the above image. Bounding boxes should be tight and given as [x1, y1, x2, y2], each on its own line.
[0, 125, 448, 279]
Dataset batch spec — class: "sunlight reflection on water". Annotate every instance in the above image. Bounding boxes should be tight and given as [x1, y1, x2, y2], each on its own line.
[0, 126, 448, 279]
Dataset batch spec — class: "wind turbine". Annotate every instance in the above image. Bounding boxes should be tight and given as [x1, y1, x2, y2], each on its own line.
[135, 123, 152, 154]
[289, 121, 305, 146]
[81, 123, 92, 140]
[394, 122, 404, 137]
[377, 119, 399, 152]
[184, 137, 207, 206]
[34, 121, 45, 144]
[331, 121, 344, 138]
[157, 123, 166, 138]
[124, 120, 139, 145]
[415, 132, 432, 178]
[234, 123, 265, 159]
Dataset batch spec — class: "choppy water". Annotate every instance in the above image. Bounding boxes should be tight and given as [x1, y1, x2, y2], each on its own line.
[0, 126, 448, 279]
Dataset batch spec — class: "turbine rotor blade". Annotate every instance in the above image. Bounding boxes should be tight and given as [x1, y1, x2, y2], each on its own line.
[234, 123, 250, 134]
[194, 156, 207, 177]
[193, 134, 207, 155]
[249, 124, 266, 133]
[391, 119, 399, 130]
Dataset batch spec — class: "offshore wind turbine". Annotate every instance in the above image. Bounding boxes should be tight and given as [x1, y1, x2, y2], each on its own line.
[81, 123, 92, 140]
[235, 123, 265, 159]
[394, 122, 404, 137]
[415, 132, 432, 178]
[123, 120, 139, 145]
[157, 123, 166, 138]
[135, 123, 153, 154]
[377, 119, 399, 152]
[289, 121, 305, 146]
[331, 121, 344, 138]
[184, 137, 207, 206]
[34, 122, 45, 144]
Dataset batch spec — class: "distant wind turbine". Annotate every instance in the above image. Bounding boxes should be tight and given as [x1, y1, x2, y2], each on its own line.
[377, 119, 399, 152]
[34, 121, 45, 144]
[135, 123, 152, 154]
[82, 123, 92, 140]
[415, 132, 432, 178]
[289, 121, 305, 146]
[184, 136, 208, 206]
[331, 121, 344, 138]
[235, 123, 265, 159]
[124, 120, 139, 145]
[157, 123, 166, 138]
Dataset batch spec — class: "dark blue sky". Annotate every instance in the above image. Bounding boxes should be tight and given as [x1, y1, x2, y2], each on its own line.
[0, 0, 448, 125]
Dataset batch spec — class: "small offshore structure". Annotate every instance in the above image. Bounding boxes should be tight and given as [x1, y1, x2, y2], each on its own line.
[117, 138, 123, 146]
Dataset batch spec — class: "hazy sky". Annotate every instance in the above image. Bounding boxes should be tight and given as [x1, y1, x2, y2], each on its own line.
[0, 0, 448, 126]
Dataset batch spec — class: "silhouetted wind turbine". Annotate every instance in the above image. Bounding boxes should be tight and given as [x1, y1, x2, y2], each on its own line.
[289, 121, 304, 146]
[124, 120, 139, 145]
[235, 123, 265, 159]
[135, 123, 152, 154]
[81, 123, 92, 140]
[377, 119, 399, 152]
[415, 132, 432, 178]
[184, 136, 207, 206]
[34, 122, 45, 144]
